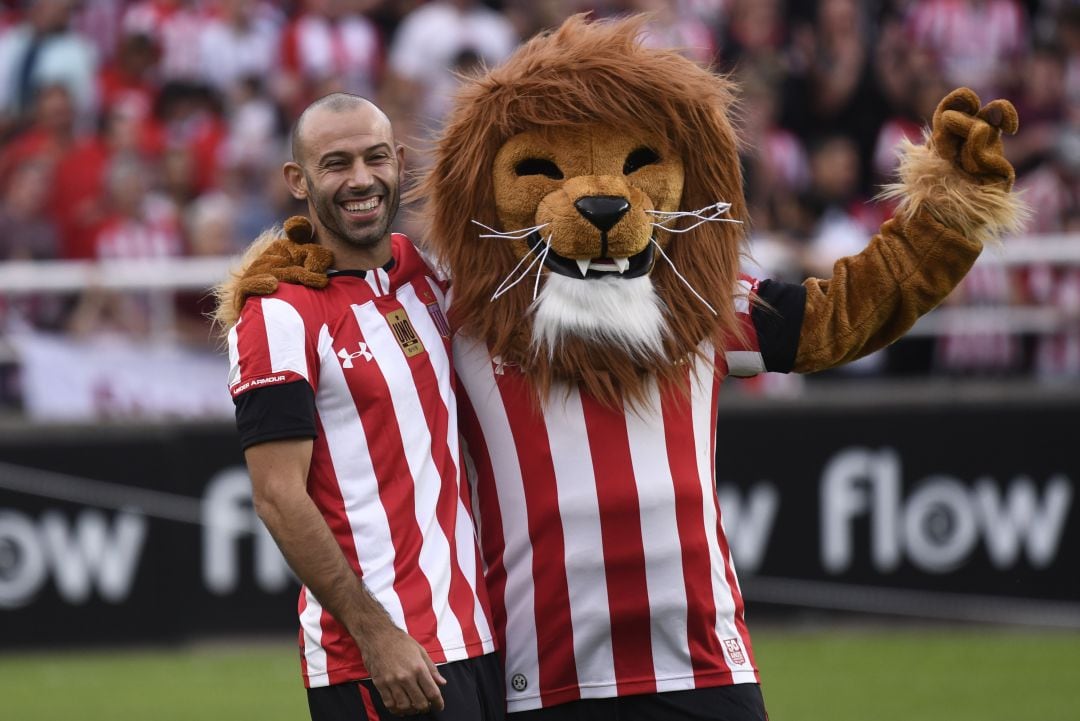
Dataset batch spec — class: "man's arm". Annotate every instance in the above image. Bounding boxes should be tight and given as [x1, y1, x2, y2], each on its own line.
[245, 438, 447, 716]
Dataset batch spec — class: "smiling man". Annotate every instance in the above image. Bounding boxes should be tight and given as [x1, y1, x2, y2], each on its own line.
[221, 94, 503, 721]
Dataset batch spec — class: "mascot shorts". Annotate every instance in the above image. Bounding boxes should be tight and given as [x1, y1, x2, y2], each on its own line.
[509, 683, 767, 721]
[306, 653, 505, 721]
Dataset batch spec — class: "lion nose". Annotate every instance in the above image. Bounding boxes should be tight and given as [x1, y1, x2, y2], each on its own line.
[574, 196, 630, 232]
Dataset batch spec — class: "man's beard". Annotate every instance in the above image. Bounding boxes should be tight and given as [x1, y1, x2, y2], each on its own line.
[310, 178, 400, 248]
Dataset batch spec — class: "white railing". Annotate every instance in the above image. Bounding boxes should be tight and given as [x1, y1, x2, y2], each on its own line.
[0, 235, 1077, 340]
[0, 256, 234, 294]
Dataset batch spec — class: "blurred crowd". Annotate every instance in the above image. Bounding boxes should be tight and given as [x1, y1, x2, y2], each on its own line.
[0, 0, 1077, 390]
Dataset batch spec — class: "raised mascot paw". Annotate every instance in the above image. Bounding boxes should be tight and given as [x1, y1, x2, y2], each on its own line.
[930, 88, 1019, 190]
[237, 215, 333, 300]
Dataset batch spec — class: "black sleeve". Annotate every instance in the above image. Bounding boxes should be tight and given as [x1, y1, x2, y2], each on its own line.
[234, 381, 317, 450]
[751, 279, 807, 373]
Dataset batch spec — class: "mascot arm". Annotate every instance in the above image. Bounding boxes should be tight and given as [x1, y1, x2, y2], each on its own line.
[219, 216, 334, 326]
[791, 88, 1025, 374]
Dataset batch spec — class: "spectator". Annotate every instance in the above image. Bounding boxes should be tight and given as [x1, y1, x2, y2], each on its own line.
[0, 159, 66, 333]
[1007, 42, 1068, 174]
[780, 0, 890, 194]
[51, 100, 144, 259]
[716, 0, 786, 72]
[905, 0, 1029, 100]
[872, 75, 951, 184]
[123, 0, 206, 82]
[0, 83, 78, 198]
[198, 0, 282, 100]
[0, 159, 56, 262]
[387, 0, 517, 125]
[97, 31, 160, 124]
[92, 154, 183, 260]
[0, 0, 98, 130]
[174, 191, 238, 345]
[738, 70, 810, 235]
[154, 81, 228, 193]
[799, 134, 879, 279]
[278, 0, 383, 118]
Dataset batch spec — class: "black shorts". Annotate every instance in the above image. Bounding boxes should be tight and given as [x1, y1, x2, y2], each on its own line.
[307, 653, 505, 721]
[508, 683, 767, 721]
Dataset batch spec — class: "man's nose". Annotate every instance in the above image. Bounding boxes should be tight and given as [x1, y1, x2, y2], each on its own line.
[347, 161, 374, 189]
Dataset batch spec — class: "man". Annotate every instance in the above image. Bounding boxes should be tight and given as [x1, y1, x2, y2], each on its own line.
[220, 93, 502, 721]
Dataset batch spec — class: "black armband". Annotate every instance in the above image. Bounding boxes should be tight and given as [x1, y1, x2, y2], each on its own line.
[234, 381, 317, 450]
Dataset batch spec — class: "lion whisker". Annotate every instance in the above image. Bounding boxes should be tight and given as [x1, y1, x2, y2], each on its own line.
[650, 217, 743, 233]
[471, 219, 550, 240]
[649, 237, 718, 316]
[533, 236, 552, 301]
[646, 201, 733, 218]
[491, 234, 551, 301]
[647, 201, 742, 233]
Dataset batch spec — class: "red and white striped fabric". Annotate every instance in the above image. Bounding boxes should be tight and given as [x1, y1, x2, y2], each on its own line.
[456, 278, 763, 712]
[227, 234, 495, 688]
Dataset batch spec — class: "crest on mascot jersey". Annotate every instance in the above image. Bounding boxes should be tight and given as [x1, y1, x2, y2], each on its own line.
[723, 638, 746, 665]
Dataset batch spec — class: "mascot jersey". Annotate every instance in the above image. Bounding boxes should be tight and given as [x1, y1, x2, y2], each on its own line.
[457, 276, 802, 712]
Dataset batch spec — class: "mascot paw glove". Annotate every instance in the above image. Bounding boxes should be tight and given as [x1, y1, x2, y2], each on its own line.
[931, 87, 1019, 190]
[237, 216, 333, 301]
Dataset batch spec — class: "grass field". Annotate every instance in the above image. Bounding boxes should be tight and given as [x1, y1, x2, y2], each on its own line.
[2, 628, 1079, 720]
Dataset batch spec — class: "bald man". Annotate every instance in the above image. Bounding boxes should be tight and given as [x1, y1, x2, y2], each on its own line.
[224, 94, 503, 721]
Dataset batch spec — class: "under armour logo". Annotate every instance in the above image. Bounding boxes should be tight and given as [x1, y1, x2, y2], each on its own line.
[492, 355, 515, 375]
[337, 343, 373, 368]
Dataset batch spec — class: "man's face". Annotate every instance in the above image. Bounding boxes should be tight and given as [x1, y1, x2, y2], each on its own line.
[290, 105, 403, 250]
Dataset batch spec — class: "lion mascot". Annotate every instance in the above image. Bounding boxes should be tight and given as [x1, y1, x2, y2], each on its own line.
[221, 14, 1024, 720]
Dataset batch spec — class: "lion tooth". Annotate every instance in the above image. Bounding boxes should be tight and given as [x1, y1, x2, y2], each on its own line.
[613, 257, 630, 273]
[576, 259, 591, 278]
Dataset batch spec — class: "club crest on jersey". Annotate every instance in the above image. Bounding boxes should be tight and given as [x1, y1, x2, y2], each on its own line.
[426, 301, 451, 339]
[338, 343, 373, 368]
[387, 309, 425, 357]
[723, 638, 746, 666]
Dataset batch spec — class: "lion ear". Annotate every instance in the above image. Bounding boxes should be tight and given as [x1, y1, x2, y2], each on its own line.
[283, 215, 315, 244]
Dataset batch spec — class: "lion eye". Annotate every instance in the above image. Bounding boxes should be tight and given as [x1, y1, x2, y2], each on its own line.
[623, 147, 660, 174]
[515, 158, 564, 180]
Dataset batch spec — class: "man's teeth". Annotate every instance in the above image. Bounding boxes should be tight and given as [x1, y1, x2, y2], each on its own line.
[343, 198, 379, 212]
[576, 257, 631, 277]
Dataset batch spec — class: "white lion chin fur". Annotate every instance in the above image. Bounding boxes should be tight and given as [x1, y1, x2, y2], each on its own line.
[530, 273, 667, 360]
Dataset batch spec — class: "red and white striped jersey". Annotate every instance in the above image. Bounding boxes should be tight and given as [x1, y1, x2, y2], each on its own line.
[227, 234, 495, 688]
[456, 278, 776, 712]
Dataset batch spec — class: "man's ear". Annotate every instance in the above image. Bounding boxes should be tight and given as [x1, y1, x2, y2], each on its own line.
[396, 144, 406, 183]
[283, 162, 308, 200]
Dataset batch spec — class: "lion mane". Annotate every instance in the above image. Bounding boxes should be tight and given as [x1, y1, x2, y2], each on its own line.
[416, 14, 749, 405]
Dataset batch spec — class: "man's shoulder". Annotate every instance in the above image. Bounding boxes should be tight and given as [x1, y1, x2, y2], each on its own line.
[392, 233, 444, 282]
[238, 281, 327, 323]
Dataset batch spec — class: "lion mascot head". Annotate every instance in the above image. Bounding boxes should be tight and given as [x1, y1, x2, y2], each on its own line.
[418, 14, 748, 404]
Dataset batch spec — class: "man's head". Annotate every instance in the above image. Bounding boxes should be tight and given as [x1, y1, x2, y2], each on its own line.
[284, 94, 404, 254]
